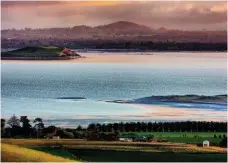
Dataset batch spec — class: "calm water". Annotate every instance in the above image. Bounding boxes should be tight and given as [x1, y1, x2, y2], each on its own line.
[1, 52, 227, 126]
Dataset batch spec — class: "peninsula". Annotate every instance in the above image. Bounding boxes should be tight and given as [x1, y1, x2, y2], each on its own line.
[1, 46, 81, 60]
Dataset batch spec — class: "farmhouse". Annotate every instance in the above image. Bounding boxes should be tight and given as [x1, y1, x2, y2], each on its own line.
[59, 48, 79, 57]
[45, 129, 58, 139]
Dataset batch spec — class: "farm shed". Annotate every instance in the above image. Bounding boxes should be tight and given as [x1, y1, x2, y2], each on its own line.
[203, 140, 210, 147]
[119, 133, 139, 142]
[119, 137, 133, 142]
[53, 136, 60, 139]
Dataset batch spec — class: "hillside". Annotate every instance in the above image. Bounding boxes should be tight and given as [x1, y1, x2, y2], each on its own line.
[1, 46, 81, 60]
[134, 94, 227, 103]
[106, 94, 227, 104]
[1, 144, 75, 162]
[95, 21, 153, 34]
[2, 21, 226, 44]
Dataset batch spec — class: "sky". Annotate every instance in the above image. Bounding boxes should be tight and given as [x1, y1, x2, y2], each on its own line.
[1, 1, 227, 30]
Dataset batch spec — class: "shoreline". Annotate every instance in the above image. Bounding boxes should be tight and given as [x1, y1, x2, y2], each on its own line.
[1, 53, 226, 69]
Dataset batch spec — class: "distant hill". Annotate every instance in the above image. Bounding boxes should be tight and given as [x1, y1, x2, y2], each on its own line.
[2, 21, 226, 43]
[1, 21, 227, 49]
[106, 95, 227, 104]
[95, 21, 153, 34]
[134, 94, 227, 104]
[1, 46, 81, 60]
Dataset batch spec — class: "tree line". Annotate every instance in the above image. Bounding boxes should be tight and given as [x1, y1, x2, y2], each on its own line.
[1, 115, 227, 139]
[2, 39, 227, 51]
[87, 121, 227, 133]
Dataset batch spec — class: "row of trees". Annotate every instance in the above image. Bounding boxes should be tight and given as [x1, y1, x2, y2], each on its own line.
[87, 121, 227, 133]
[2, 39, 227, 51]
[1, 115, 227, 139]
[1, 115, 85, 139]
[1, 115, 44, 138]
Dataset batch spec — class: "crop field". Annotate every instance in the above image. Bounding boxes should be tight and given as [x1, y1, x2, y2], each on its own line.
[1, 143, 76, 162]
[1, 138, 227, 162]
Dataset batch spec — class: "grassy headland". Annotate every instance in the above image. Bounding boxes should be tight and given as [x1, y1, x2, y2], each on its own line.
[1, 46, 81, 60]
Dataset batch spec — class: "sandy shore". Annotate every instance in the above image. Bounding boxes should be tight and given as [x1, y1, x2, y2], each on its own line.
[124, 103, 227, 122]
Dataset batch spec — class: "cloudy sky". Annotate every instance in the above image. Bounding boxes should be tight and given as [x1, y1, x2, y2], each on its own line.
[1, 1, 227, 30]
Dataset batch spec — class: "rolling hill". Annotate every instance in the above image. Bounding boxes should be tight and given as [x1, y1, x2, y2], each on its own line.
[1, 143, 75, 162]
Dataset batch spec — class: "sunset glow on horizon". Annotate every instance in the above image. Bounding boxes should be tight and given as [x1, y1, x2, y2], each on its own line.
[1, 1, 227, 30]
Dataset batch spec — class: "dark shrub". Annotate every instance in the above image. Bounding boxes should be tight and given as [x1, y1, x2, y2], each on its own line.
[196, 143, 203, 147]
[219, 137, 227, 148]
[214, 134, 217, 138]
[210, 142, 219, 146]
[56, 129, 74, 139]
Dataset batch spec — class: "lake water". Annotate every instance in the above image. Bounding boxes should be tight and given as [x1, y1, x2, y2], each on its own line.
[1, 52, 227, 127]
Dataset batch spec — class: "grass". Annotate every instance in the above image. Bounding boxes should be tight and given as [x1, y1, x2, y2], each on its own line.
[2, 139, 226, 153]
[67, 149, 227, 162]
[121, 132, 227, 144]
[2, 139, 227, 162]
[2, 46, 64, 57]
[26, 146, 82, 161]
[121, 132, 227, 137]
[1, 143, 76, 162]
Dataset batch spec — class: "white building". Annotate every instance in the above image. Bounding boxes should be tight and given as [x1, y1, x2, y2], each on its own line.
[119, 138, 133, 142]
[203, 140, 210, 147]
[52, 136, 60, 139]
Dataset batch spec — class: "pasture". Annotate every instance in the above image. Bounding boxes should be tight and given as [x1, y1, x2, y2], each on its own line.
[1, 143, 75, 162]
[124, 132, 227, 137]
[1, 139, 227, 162]
[121, 132, 227, 144]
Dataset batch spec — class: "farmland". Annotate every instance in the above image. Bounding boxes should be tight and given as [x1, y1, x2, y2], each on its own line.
[1, 138, 227, 162]
[1, 143, 75, 162]
[120, 132, 227, 144]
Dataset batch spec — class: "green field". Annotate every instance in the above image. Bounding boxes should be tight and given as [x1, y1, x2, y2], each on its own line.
[2, 139, 227, 162]
[26, 146, 82, 161]
[121, 132, 227, 144]
[121, 132, 227, 137]
[68, 149, 227, 162]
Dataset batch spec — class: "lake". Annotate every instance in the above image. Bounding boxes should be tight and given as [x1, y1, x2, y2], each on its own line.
[1, 52, 227, 127]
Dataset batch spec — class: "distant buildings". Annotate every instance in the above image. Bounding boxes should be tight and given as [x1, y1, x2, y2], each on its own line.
[59, 48, 79, 57]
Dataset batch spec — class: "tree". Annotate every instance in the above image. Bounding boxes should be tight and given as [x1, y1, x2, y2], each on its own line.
[33, 117, 44, 138]
[1, 119, 6, 129]
[7, 115, 21, 138]
[87, 123, 96, 131]
[136, 122, 142, 132]
[141, 122, 147, 132]
[106, 123, 113, 132]
[101, 124, 107, 132]
[219, 136, 227, 148]
[147, 122, 153, 132]
[113, 123, 119, 132]
[7, 114, 20, 128]
[77, 125, 82, 131]
[96, 123, 102, 132]
[20, 116, 31, 138]
[1, 119, 6, 137]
